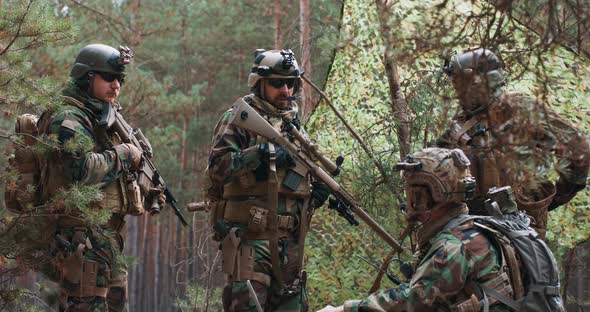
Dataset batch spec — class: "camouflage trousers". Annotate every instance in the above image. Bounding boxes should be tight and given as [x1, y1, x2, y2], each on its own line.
[49, 225, 128, 312]
[222, 238, 307, 312]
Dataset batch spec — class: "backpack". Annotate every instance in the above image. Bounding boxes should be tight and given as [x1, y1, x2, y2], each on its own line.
[447, 212, 565, 312]
[4, 114, 41, 213]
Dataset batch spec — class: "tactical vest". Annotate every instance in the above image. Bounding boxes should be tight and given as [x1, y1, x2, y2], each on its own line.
[36, 96, 130, 223]
[445, 95, 556, 237]
[221, 116, 312, 240]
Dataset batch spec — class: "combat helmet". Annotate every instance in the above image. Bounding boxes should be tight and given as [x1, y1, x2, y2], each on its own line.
[248, 49, 302, 93]
[442, 48, 505, 91]
[396, 148, 476, 219]
[70, 44, 133, 79]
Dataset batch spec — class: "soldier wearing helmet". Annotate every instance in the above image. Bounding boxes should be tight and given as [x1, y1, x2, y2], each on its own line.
[34, 43, 142, 311]
[318, 147, 521, 312]
[206, 49, 330, 311]
[435, 48, 589, 239]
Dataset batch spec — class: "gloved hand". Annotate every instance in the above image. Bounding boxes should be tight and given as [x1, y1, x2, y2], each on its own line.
[125, 144, 142, 169]
[258, 143, 296, 169]
[114, 143, 142, 169]
[311, 181, 330, 208]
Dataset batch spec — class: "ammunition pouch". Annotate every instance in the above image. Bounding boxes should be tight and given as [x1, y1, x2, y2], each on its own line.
[223, 200, 296, 238]
[248, 206, 268, 232]
[221, 228, 271, 286]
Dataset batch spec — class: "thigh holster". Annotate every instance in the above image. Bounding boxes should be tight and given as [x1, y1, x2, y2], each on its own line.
[221, 228, 271, 287]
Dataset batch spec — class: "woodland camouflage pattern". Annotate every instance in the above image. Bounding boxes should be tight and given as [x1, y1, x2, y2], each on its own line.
[208, 94, 311, 311]
[41, 86, 136, 185]
[436, 93, 590, 238]
[35, 82, 134, 311]
[344, 220, 507, 312]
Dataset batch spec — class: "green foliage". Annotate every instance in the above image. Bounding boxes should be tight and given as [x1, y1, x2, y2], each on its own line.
[0, 0, 76, 113]
[175, 282, 222, 311]
[305, 0, 590, 309]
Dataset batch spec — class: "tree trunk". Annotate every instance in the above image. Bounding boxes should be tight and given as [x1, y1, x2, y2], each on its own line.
[274, 0, 282, 48]
[137, 214, 148, 312]
[158, 215, 169, 310]
[299, 0, 312, 121]
[374, 0, 411, 160]
[167, 209, 177, 306]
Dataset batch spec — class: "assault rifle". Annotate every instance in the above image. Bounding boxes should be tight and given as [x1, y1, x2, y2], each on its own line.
[112, 111, 188, 226]
[229, 99, 403, 252]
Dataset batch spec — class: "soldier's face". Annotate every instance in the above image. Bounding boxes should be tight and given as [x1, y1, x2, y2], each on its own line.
[92, 72, 121, 103]
[263, 79, 295, 109]
[451, 74, 491, 110]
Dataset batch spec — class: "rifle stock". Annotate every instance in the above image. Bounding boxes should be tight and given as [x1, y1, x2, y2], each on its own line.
[112, 111, 188, 226]
[229, 99, 402, 252]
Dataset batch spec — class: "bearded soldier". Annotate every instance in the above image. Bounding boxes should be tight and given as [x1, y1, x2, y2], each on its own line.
[435, 48, 589, 239]
[206, 49, 330, 311]
[36, 44, 142, 311]
[318, 148, 564, 312]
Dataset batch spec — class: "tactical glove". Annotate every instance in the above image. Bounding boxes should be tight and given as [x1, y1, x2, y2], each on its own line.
[113, 143, 142, 170]
[124, 144, 142, 169]
[311, 181, 330, 208]
[258, 143, 296, 169]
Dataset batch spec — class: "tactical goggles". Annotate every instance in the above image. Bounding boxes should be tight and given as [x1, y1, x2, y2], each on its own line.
[97, 72, 125, 84]
[267, 78, 296, 89]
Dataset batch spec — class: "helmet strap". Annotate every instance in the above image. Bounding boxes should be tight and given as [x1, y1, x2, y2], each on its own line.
[259, 80, 266, 101]
[87, 72, 96, 99]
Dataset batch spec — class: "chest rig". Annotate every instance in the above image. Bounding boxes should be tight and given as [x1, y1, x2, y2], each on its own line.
[221, 99, 311, 237]
[220, 98, 312, 291]
[39, 96, 136, 224]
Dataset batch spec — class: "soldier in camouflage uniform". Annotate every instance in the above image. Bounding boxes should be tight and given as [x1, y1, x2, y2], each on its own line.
[317, 148, 518, 312]
[36, 44, 142, 311]
[207, 49, 330, 311]
[435, 48, 589, 239]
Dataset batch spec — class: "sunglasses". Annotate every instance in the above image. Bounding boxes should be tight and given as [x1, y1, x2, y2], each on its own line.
[97, 72, 125, 84]
[267, 78, 296, 89]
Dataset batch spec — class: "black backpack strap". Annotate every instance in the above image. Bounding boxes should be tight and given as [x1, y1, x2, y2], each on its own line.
[481, 285, 522, 311]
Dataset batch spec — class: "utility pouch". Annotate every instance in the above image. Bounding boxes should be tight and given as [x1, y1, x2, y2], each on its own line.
[221, 228, 241, 277]
[237, 244, 255, 281]
[282, 169, 304, 191]
[60, 243, 86, 285]
[127, 180, 144, 216]
[248, 206, 268, 232]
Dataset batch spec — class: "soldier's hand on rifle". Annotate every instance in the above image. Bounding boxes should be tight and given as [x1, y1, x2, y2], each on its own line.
[114, 143, 142, 170]
[124, 143, 142, 169]
[311, 181, 330, 208]
[258, 143, 295, 169]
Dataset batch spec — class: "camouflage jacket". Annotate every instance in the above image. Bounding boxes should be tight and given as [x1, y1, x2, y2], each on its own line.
[207, 94, 303, 190]
[436, 93, 589, 211]
[37, 83, 136, 201]
[344, 220, 506, 312]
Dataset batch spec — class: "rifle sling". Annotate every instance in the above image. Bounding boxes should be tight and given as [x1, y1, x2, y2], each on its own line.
[267, 143, 284, 290]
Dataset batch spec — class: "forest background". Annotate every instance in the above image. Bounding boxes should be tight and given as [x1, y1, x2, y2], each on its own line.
[1, 0, 589, 311]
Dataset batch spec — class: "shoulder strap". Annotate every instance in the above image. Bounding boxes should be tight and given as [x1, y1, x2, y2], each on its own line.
[442, 214, 480, 232]
[266, 143, 284, 291]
